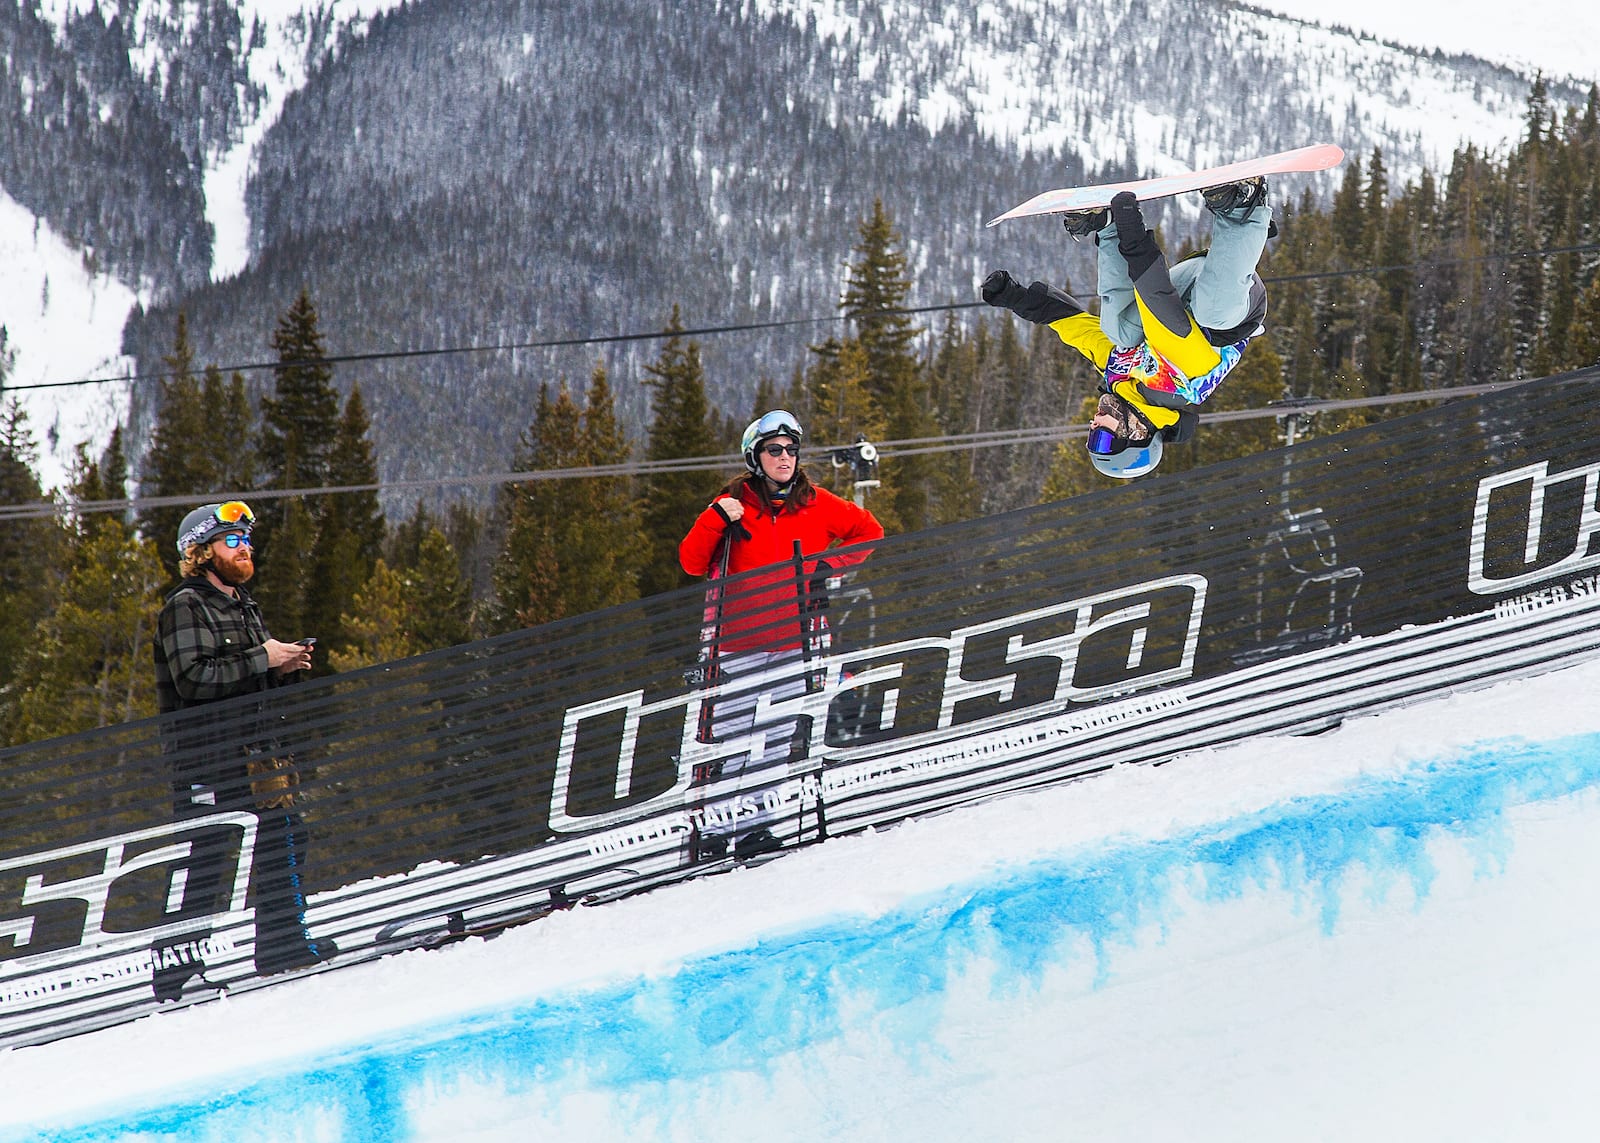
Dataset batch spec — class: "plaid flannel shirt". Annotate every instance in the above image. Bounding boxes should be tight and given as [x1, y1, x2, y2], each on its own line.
[155, 577, 281, 712]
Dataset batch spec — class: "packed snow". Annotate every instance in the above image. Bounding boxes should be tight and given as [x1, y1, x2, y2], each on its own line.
[5, 655, 1600, 1140]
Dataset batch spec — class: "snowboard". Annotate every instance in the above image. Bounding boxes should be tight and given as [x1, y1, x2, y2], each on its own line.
[986, 143, 1345, 227]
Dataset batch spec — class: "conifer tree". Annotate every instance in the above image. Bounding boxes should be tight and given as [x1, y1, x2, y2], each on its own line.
[8, 518, 165, 742]
[137, 313, 213, 575]
[638, 313, 723, 597]
[306, 385, 385, 664]
[925, 312, 984, 525]
[0, 398, 66, 732]
[805, 337, 890, 517]
[206, 365, 258, 492]
[7, 435, 163, 743]
[834, 199, 932, 529]
[254, 288, 341, 632]
[328, 560, 415, 672]
[408, 528, 473, 651]
[495, 367, 647, 626]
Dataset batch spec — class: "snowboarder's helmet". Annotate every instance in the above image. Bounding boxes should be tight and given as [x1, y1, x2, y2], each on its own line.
[176, 500, 255, 555]
[742, 410, 804, 474]
[1086, 431, 1163, 479]
[1085, 392, 1164, 479]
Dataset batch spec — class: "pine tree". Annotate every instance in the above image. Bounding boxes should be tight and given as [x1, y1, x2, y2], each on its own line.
[637, 312, 724, 597]
[805, 337, 889, 512]
[8, 518, 165, 742]
[328, 560, 415, 672]
[493, 383, 578, 629]
[206, 365, 258, 492]
[408, 529, 473, 651]
[254, 288, 342, 632]
[306, 385, 385, 664]
[494, 367, 648, 627]
[7, 435, 163, 742]
[834, 198, 930, 529]
[137, 312, 214, 575]
[1570, 274, 1600, 366]
[0, 398, 67, 733]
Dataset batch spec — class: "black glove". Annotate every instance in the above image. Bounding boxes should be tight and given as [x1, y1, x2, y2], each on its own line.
[807, 560, 833, 608]
[710, 500, 752, 541]
[981, 270, 1084, 325]
[1160, 408, 1200, 445]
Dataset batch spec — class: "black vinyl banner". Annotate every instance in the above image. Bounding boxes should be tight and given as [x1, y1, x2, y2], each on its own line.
[5, 367, 1600, 1045]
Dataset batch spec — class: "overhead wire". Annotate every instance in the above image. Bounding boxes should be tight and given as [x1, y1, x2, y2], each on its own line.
[0, 378, 1537, 523]
[3, 239, 1599, 395]
[0, 237, 1589, 522]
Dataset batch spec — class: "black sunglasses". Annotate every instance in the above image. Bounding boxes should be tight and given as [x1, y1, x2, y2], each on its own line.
[763, 443, 800, 457]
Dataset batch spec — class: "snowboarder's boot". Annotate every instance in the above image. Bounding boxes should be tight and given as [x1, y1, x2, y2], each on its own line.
[1061, 207, 1110, 238]
[1202, 176, 1268, 221]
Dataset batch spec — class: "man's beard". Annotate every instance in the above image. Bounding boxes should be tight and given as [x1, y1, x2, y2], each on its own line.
[211, 555, 253, 586]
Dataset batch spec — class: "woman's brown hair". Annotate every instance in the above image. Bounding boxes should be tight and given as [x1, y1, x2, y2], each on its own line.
[717, 468, 817, 513]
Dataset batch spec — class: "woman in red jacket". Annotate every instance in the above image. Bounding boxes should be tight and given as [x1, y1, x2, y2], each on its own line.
[678, 410, 883, 860]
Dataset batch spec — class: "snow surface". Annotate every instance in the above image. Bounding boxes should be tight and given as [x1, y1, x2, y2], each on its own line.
[0, 186, 137, 492]
[6, 656, 1600, 1140]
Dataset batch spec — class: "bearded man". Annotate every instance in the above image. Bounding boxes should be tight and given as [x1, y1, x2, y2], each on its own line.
[150, 501, 331, 1000]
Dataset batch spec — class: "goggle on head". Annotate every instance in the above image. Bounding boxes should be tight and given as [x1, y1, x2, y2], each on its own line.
[177, 500, 256, 553]
[1086, 392, 1154, 456]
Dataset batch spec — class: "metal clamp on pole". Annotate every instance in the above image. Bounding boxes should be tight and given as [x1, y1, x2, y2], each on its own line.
[831, 436, 880, 506]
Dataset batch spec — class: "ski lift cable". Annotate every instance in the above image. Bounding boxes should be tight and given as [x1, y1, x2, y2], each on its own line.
[0, 378, 1535, 523]
[4, 241, 1598, 395]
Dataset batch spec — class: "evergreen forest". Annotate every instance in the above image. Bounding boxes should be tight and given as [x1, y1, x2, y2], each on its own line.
[2, 81, 1599, 749]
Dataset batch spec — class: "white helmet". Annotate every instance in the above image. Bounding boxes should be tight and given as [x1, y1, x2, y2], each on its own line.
[741, 409, 804, 474]
[1086, 431, 1164, 479]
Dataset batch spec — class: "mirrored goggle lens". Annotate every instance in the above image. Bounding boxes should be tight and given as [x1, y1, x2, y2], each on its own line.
[753, 410, 802, 438]
[217, 500, 255, 525]
[1087, 427, 1119, 455]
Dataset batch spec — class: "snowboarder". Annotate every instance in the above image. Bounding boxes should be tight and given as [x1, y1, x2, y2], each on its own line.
[982, 178, 1273, 478]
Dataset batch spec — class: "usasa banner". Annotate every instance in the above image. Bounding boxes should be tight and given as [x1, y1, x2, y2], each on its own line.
[3, 367, 1600, 1045]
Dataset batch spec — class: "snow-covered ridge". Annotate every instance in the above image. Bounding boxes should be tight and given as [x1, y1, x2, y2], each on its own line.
[754, 0, 1556, 182]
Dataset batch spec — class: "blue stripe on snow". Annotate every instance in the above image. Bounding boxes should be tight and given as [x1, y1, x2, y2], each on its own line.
[33, 731, 1600, 1142]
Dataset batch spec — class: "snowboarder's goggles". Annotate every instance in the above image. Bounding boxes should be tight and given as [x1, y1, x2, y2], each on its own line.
[219, 533, 252, 549]
[1087, 392, 1154, 454]
[763, 443, 800, 457]
[1087, 427, 1120, 455]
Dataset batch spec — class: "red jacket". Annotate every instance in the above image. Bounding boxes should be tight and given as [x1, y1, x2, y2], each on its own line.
[680, 479, 884, 652]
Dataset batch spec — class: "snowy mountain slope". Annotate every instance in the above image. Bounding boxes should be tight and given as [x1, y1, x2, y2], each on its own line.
[117, 0, 1590, 500]
[3, 0, 1591, 493]
[0, 188, 136, 491]
[2, 0, 402, 489]
[753, 0, 1557, 188]
[32, 0, 408, 279]
[1252, 0, 1600, 89]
